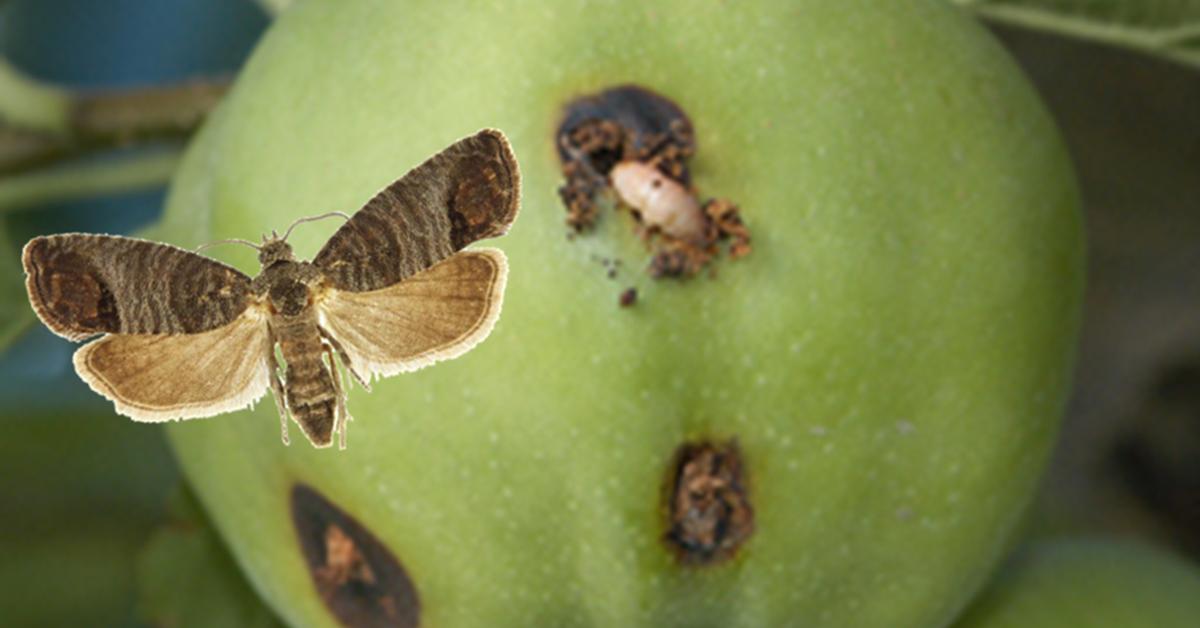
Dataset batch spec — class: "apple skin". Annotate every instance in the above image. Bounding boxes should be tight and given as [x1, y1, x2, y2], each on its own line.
[954, 539, 1200, 628]
[156, 1, 1083, 626]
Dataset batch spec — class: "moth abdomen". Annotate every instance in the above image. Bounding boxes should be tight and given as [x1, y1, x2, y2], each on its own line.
[275, 314, 341, 448]
[286, 367, 335, 401]
[290, 398, 337, 447]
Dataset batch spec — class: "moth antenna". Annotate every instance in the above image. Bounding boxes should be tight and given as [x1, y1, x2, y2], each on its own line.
[281, 211, 352, 242]
[195, 238, 263, 253]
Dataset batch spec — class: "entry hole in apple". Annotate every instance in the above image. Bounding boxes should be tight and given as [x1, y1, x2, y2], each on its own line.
[663, 439, 755, 565]
[556, 84, 751, 282]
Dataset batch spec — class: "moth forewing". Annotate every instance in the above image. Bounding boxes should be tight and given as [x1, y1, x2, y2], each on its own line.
[72, 309, 273, 422]
[312, 129, 520, 293]
[316, 248, 508, 383]
[21, 233, 255, 340]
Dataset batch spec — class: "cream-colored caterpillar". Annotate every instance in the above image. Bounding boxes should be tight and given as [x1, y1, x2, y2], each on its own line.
[610, 161, 707, 245]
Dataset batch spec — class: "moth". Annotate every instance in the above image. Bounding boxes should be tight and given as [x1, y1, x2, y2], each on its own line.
[22, 129, 519, 449]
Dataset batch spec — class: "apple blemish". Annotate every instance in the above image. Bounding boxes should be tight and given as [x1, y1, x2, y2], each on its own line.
[664, 440, 754, 565]
[291, 484, 420, 626]
[557, 85, 751, 279]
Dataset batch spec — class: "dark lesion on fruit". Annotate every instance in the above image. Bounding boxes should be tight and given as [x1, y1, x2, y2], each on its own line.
[663, 440, 755, 565]
[556, 85, 751, 280]
[1108, 356, 1200, 560]
[291, 484, 419, 628]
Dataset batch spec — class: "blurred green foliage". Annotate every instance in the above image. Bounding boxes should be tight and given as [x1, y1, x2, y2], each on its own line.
[137, 485, 283, 628]
[0, 407, 177, 627]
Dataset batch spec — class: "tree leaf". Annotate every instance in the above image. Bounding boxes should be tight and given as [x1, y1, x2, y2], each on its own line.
[136, 484, 285, 628]
[953, 0, 1200, 68]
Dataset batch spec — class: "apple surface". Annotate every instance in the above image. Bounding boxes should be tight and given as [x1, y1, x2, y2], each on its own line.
[156, 1, 1083, 626]
[954, 539, 1200, 628]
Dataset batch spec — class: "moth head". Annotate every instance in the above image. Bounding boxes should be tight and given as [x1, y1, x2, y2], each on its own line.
[258, 235, 296, 268]
[255, 212, 352, 269]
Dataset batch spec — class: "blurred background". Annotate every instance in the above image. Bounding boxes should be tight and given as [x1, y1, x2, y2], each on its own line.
[0, 1, 1196, 626]
[0, 2, 268, 626]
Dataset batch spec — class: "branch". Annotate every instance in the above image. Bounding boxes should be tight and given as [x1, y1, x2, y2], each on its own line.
[953, 0, 1200, 69]
[0, 58, 71, 133]
[0, 59, 229, 175]
[0, 148, 181, 214]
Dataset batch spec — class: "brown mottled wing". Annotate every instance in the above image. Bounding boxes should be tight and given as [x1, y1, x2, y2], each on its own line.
[318, 249, 506, 382]
[312, 129, 520, 292]
[22, 234, 252, 341]
[73, 311, 271, 422]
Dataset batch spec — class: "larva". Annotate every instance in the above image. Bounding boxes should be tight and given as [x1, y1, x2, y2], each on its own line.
[610, 161, 708, 245]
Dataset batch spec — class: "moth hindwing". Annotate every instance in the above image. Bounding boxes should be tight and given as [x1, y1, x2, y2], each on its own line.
[21, 129, 520, 450]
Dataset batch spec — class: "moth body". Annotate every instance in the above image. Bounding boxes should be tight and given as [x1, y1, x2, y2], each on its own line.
[20, 129, 520, 450]
[252, 250, 345, 447]
[272, 304, 340, 448]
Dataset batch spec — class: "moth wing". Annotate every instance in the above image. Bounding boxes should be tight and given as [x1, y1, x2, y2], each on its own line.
[23, 233, 253, 341]
[318, 249, 506, 382]
[73, 311, 272, 422]
[312, 129, 519, 293]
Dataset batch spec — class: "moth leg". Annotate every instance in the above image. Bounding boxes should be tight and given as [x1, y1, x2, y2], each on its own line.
[267, 330, 290, 446]
[323, 342, 352, 451]
[319, 326, 370, 391]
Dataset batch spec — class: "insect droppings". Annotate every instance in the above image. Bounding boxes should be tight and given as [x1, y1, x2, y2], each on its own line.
[619, 287, 638, 308]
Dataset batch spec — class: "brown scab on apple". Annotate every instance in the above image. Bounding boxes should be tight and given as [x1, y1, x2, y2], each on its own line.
[292, 484, 420, 628]
[663, 440, 755, 565]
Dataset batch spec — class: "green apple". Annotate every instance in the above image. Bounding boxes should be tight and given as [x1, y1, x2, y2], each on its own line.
[156, 0, 1083, 626]
[955, 539, 1200, 628]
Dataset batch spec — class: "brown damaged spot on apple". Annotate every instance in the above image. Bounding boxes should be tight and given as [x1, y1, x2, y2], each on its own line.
[663, 440, 755, 565]
[292, 484, 419, 628]
[557, 85, 751, 280]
